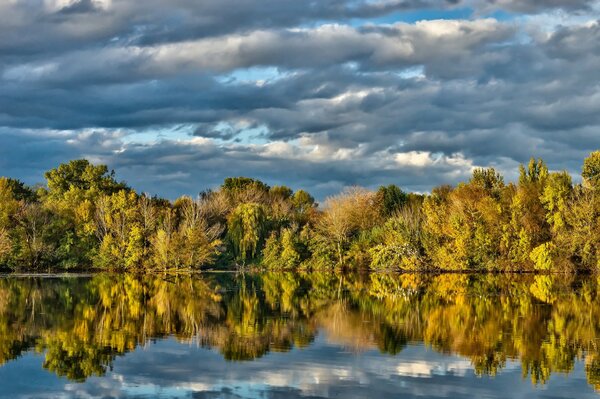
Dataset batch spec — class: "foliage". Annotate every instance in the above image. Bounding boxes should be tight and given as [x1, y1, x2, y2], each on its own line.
[376, 184, 407, 216]
[227, 203, 268, 263]
[582, 151, 600, 189]
[0, 152, 600, 271]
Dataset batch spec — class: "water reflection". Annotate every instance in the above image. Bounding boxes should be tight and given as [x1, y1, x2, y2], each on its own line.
[0, 272, 600, 398]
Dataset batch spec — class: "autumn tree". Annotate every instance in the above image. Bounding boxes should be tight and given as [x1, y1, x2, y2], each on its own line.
[314, 187, 381, 266]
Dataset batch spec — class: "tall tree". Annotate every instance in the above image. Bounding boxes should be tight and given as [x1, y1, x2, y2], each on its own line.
[227, 203, 268, 263]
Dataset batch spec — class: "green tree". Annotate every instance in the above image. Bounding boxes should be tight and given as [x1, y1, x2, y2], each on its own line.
[44, 159, 126, 197]
[541, 171, 573, 234]
[376, 184, 407, 217]
[582, 151, 600, 189]
[227, 203, 268, 263]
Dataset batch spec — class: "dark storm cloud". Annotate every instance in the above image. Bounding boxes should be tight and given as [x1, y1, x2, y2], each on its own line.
[0, 0, 599, 198]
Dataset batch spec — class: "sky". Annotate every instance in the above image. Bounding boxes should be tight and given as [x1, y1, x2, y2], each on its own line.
[1, 0, 600, 199]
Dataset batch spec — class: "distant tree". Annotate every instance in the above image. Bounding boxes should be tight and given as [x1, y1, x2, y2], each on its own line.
[470, 168, 504, 196]
[13, 202, 55, 269]
[292, 190, 315, 211]
[269, 185, 293, 201]
[44, 159, 126, 197]
[0, 178, 19, 229]
[2, 178, 36, 202]
[376, 185, 407, 216]
[222, 177, 269, 193]
[519, 158, 548, 186]
[221, 177, 269, 205]
[583, 151, 600, 189]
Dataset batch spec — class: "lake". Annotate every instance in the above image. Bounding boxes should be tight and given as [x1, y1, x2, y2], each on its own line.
[0, 272, 599, 398]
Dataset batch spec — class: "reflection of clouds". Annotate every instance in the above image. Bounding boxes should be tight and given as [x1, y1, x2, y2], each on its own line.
[395, 360, 473, 378]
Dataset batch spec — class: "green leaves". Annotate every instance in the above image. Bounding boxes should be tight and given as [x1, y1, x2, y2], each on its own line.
[583, 151, 600, 189]
[227, 203, 268, 263]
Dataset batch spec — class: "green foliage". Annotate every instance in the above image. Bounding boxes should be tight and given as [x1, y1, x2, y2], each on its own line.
[376, 184, 407, 216]
[222, 177, 269, 194]
[2, 178, 36, 202]
[470, 168, 504, 196]
[269, 185, 293, 200]
[0, 153, 599, 272]
[262, 229, 303, 270]
[370, 205, 426, 271]
[227, 203, 268, 263]
[583, 151, 600, 189]
[45, 159, 126, 198]
[519, 158, 548, 186]
[292, 190, 315, 211]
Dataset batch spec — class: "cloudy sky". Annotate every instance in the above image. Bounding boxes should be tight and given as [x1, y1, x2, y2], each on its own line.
[1, 0, 600, 199]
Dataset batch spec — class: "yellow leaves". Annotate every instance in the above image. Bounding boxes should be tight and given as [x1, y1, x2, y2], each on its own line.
[529, 243, 557, 272]
[124, 224, 144, 269]
[529, 275, 558, 304]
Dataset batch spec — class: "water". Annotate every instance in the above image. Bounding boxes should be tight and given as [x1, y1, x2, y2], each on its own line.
[0, 272, 599, 398]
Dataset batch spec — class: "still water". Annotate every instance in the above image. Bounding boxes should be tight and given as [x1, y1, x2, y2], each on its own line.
[0, 272, 599, 398]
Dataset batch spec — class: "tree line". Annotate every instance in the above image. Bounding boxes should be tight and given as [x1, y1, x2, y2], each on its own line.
[0, 152, 599, 271]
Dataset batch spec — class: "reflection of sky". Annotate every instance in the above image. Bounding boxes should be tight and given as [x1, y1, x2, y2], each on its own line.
[0, 332, 597, 399]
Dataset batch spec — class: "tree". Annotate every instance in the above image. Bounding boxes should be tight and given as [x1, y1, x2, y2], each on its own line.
[0, 178, 19, 230]
[315, 187, 380, 266]
[227, 203, 268, 263]
[222, 177, 269, 193]
[376, 185, 407, 217]
[269, 186, 293, 201]
[582, 151, 600, 189]
[262, 228, 302, 270]
[176, 196, 223, 268]
[563, 187, 599, 269]
[45, 159, 126, 198]
[508, 158, 551, 265]
[94, 190, 143, 269]
[2, 178, 36, 202]
[470, 168, 504, 197]
[541, 171, 573, 234]
[221, 177, 269, 205]
[519, 158, 548, 186]
[370, 204, 426, 271]
[13, 202, 55, 269]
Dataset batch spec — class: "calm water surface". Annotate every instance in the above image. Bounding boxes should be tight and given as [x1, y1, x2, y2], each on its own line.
[0, 272, 599, 398]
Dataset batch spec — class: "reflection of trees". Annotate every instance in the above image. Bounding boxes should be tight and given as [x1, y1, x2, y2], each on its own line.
[1, 273, 600, 390]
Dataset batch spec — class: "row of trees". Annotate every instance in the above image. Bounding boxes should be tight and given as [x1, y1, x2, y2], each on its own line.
[0, 152, 599, 271]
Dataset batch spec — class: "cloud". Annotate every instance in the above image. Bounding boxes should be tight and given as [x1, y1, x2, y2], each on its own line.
[0, 0, 599, 198]
[471, 0, 598, 13]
